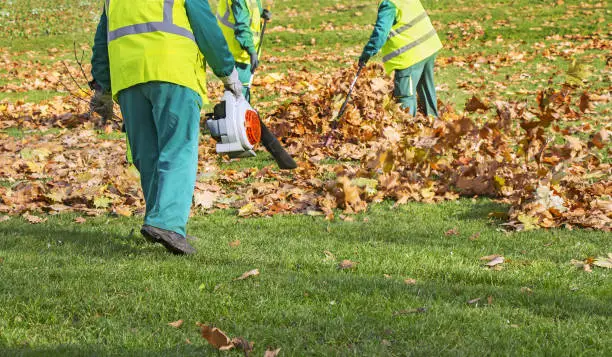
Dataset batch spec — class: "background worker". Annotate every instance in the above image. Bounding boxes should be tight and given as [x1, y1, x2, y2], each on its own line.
[89, 0, 244, 255]
[217, 0, 271, 102]
[359, 0, 442, 117]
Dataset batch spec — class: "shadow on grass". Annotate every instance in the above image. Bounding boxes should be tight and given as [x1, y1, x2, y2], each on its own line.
[0, 219, 162, 258]
[0, 344, 209, 357]
[450, 198, 509, 221]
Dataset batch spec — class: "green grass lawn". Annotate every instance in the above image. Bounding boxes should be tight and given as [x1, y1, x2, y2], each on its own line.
[1, 200, 610, 356]
[0, 0, 610, 355]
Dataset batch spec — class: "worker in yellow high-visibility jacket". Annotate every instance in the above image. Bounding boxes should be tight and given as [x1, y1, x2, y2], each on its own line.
[89, 0, 244, 255]
[359, 0, 443, 117]
[216, 0, 271, 102]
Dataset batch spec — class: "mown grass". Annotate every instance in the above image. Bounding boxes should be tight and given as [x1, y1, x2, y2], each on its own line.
[1, 200, 611, 356]
[0, 0, 610, 356]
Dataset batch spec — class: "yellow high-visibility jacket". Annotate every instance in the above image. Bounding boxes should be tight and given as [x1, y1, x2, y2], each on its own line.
[216, 0, 262, 64]
[381, 0, 442, 73]
[105, 0, 207, 99]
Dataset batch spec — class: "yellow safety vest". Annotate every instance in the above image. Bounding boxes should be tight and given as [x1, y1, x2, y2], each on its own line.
[216, 0, 261, 65]
[105, 0, 207, 101]
[381, 0, 442, 74]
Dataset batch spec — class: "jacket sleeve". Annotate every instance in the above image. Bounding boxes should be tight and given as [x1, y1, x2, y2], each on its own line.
[360, 0, 396, 59]
[185, 0, 235, 78]
[91, 8, 111, 93]
[231, 0, 257, 55]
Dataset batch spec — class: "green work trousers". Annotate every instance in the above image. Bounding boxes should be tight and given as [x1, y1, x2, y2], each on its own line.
[236, 62, 252, 102]
[393, 54, 438, 117]
[118, 82, 203, 237]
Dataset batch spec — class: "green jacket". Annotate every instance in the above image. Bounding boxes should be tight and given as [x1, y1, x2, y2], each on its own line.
[91, 0, 235, 93]
[360, 0, 396, 61]
[231, 0, 263, 56]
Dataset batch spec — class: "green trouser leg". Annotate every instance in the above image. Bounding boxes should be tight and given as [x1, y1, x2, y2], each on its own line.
[118, 82, 202, 237]
[235, 62, 252, 102]
[393, 54, 439, 117]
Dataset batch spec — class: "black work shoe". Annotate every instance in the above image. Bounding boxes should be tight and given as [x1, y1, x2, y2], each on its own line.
[140, 225, 196, 255]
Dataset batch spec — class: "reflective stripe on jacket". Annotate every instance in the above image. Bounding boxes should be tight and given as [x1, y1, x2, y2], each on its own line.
[216, 0, 261, 64]
[381, 0, 442, 73]
[105, 0, 207, 100]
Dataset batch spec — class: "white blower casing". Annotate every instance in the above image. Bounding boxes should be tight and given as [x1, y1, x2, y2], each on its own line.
[206, 91, 261, 158]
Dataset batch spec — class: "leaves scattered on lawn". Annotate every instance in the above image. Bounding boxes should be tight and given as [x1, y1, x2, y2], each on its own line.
[193, 190, 217, 209]
[167, 319, 184, 329]
[593, 254, 612, 269]
[573, 254, 612, 271]
[113, 206, 132, 217]
[197, 323, 235, 351]
[264, 348, 281, 357]
[238, 202, 259, 217]
[0, 215, 9, 223]
[234, 268, 260, 281]
[232, 337, 254, 356]
[22, 212, 47, 224]
[197, 323, 256, 355]
[323, 250, 336, 262]
[570, 258, 593, 272]
[0, 48, 609, 233]
[404, 278, 417, 285]
[74, 217, 86, 224]
[338, 259, 357, 270]
[480, 254, 505, 269]
[467, 297, 482, 305]
[445, 228, 459, 236]
[228, 239, 241, 247]
[521, 287, 534, 295]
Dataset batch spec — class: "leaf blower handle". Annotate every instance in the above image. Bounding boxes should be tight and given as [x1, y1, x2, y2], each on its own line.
[324, 64, 365, 146]
[247, 15, 270, 96]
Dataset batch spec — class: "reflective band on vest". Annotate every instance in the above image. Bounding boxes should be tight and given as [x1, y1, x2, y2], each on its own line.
[388, 12, 428, 39]
[383, 28, 437, 62]
[216, 5, 235, 29]
[107, 0, 195, 42]
[216, 4, 262, 36]
[380, 0, 442, 74]
[216, 0, 261, 64]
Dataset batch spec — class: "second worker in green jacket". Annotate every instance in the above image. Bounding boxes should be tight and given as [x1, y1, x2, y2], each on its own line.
[359, 0, 442, 117]
[217, 0, 269, 102]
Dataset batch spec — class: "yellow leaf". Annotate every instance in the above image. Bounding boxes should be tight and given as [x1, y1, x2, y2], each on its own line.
[114, 206, 132, 217]
[518, 214, 540, 231]
[238, 203, 258, 217]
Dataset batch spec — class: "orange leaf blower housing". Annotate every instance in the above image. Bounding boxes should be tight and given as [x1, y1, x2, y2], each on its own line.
[206, 92, 262, 158]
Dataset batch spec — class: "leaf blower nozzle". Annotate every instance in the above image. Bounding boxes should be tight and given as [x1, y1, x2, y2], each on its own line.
[206, 92, 262, 158]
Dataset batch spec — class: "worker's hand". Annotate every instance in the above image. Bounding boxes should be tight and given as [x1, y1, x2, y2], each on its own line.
[89, 88, 114, 123]
[262, 9, 271, 21]
[220, 68, 244, 98]
[358, 53, 370, 68]
[249, 51, 259, 73]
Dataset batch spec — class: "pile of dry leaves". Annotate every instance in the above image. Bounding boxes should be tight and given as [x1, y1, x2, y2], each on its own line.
[0, 63, 610, 231]
[262, 64, 610, 231]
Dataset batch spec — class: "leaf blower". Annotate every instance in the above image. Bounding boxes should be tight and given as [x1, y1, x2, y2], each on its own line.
[205, 91, 262, 158]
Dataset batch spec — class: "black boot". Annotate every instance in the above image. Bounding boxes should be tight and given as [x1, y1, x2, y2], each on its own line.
[140, 225, 196, 255]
